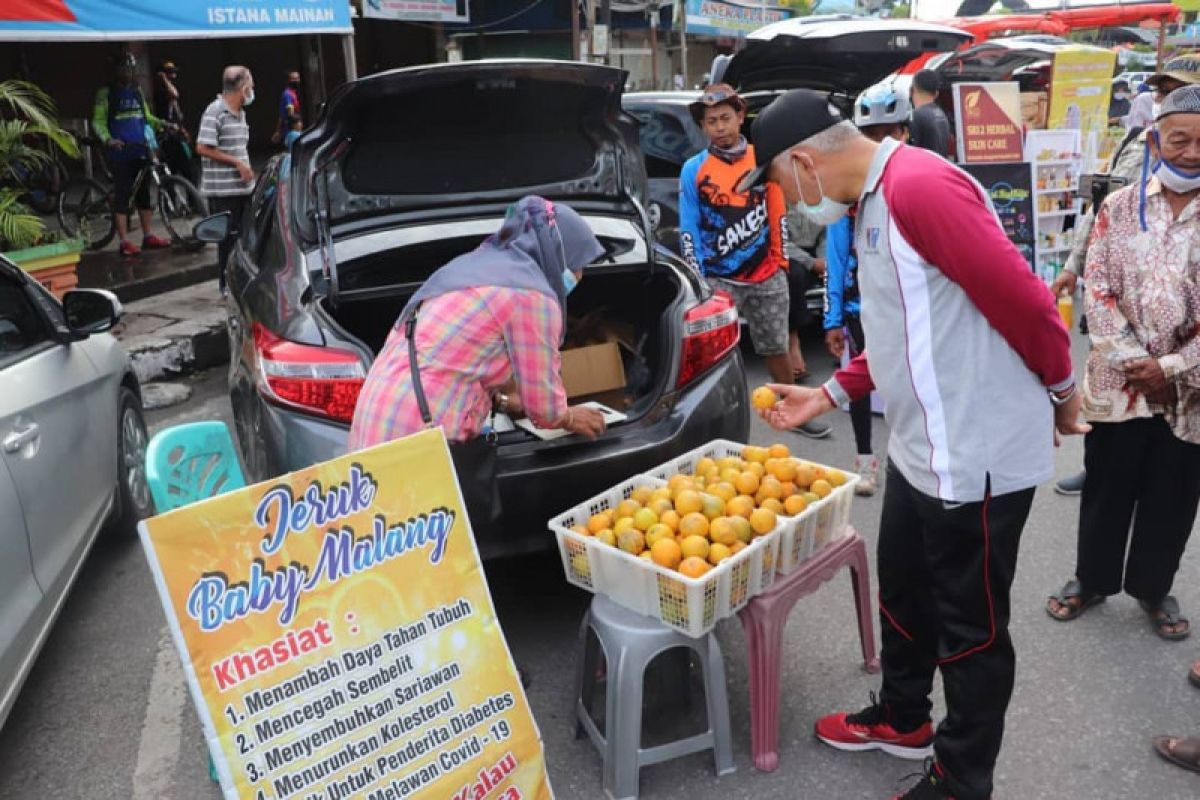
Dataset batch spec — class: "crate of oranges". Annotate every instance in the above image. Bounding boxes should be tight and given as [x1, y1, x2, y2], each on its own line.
[548, 472, 783, 638]
[645, 440, 859, 575]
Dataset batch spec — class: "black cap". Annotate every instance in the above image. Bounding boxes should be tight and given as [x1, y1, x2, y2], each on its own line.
[737, 89, 844, 193]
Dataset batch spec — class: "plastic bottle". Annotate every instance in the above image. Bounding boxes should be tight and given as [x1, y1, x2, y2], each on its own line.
[1058, 293, 1073, 330]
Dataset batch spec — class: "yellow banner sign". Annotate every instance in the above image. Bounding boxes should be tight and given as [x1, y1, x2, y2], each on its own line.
[140, 428, 551, 800]
[1048, 46, 1117, 169]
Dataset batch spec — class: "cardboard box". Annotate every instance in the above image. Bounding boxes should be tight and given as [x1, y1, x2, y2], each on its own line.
[561, 341, 626, 400]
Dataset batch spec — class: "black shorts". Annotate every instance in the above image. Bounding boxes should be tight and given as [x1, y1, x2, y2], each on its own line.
[108, 157, 153, 212]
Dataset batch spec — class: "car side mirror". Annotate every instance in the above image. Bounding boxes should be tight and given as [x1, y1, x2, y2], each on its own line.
[193, 212, 232, 243]
[63, 289, 122, 337]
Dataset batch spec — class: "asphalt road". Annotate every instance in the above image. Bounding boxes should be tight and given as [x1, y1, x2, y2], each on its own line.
[1, 332, 1198, 800]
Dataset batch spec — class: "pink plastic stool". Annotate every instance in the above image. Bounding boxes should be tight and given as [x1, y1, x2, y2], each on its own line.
[737, 528, 880, 772]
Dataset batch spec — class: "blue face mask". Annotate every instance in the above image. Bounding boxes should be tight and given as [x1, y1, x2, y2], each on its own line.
[562, 268, 579, 294]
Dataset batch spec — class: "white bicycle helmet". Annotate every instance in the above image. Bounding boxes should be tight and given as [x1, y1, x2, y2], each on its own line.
[854, 83, 912, 128]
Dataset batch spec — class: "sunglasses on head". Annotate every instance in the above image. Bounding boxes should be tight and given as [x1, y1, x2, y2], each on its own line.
[702, 89, 736, 105]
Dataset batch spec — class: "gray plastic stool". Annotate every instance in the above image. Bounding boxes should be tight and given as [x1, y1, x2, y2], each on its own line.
[575, 595, 736, 800]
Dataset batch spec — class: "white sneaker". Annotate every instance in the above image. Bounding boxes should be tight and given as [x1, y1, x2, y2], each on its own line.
[853, 456, 879, 496]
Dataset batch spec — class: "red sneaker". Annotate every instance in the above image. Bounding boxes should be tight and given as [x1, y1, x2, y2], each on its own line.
[142, 234, 172, 250]
[118, 239, 140, 257]
[815, 693, 934, 760]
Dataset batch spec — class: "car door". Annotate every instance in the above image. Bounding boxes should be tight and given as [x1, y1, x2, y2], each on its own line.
[0, 457, 42, 723]
[0, 270, 109, 594]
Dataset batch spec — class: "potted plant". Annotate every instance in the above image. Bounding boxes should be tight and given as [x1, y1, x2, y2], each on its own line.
[0, 79, 83, 298]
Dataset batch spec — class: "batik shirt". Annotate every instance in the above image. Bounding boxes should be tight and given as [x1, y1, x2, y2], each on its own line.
[678, 144, 787, 283]
[1082, 177, 1200, 443]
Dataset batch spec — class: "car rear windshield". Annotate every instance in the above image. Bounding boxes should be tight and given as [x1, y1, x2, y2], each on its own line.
[627, 107, 702, 177]
[340, 76, 606, 196]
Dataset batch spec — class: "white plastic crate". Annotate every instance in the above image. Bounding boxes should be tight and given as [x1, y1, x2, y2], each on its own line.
[548, 473, 782, 638]
[645, 439, 859, 575]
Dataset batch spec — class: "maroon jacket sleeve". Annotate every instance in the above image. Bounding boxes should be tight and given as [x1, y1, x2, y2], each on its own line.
[883, 153, 1074, 391]
[823, 351, 875, 406]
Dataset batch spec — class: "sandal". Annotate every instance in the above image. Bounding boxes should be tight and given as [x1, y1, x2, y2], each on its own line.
[1046, 578, 1105, 622]
[1140, 596, 1190, 641]
[1189, 658, 1200, 690]
[1153, 736, 1200, 774]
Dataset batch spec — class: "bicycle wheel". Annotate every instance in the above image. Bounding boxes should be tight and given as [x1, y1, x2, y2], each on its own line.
[58, 177, 115, 251]
[22, 159, 66, 214]
[158, 175, 209, 252]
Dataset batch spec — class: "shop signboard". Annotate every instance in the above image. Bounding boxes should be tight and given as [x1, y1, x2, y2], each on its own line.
[684, 0, 791, 39]
[962, 162, 1036, 269]
[364, 0, 470, 25]
[140, 428, 551, 800]
[1048, 46, 1117, 171]
[952, 82, 1025, 164]
[0, 0, 352, 39]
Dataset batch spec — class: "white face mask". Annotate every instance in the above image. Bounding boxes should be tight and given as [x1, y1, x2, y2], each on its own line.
[1151, 131, 1200, 194]
[244, 87, 256, 107]
[791, 159, 851, 226]
[1114, 92, 1130, 101]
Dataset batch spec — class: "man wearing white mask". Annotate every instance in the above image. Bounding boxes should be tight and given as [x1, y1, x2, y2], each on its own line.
[739, 88, 1085, 800]
[1046, 85, 1200, 647]
[197, 65, 256, 292]
[1049, 54, 1199, 496]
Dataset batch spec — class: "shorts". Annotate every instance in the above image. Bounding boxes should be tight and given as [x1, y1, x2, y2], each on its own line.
[109, 157, 153, 212]
[709, 270, 789, 357]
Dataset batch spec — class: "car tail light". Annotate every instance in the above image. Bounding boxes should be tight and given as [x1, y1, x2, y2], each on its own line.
[252, 323, 366, 423]
[677, 291, 740, 388]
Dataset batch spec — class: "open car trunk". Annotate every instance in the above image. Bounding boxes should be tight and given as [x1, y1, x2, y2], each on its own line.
[318, 236, 684, 430]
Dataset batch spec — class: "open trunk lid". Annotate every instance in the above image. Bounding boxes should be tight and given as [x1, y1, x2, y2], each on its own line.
[717, 15, 973, 94]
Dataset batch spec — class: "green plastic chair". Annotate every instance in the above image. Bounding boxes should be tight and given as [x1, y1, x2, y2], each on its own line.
[144, 420, 246, 784]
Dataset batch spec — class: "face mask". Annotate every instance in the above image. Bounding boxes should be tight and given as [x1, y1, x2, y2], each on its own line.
[1114, 92, 1130, 101]
[562, 268, 580, 294]
[1150, 131, 1200, 194]
[791, 159, 851, 226]
[244, 88, 256, 107]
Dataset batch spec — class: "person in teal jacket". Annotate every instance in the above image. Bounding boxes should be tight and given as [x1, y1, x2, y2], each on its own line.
[823, 83, 912, 495]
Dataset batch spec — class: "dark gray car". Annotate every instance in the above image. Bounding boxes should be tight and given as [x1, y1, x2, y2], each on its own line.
[215, 60, 750, 560]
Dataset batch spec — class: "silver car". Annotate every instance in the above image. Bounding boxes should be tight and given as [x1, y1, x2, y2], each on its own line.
[0, 257, 152, 729]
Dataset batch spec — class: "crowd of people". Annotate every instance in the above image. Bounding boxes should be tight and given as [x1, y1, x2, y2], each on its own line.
[90, 50, 305, 261]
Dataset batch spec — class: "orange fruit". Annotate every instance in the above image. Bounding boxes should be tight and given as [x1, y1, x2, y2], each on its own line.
[651, 487, 673, 503]
[784, 495, 809, 516]
[633, 507, 659, 531]
[587, 512, 613, 535]
[741, 445, 768, 463]
[570, 524, 589, 536]
[794, 463, 817, 489]
[631, 486, 654, 505]
[659, 510, 681, 532]
[726, 495, 756, 520]
[680, 535, 710, 561]
[780, 481, 798, 499]
[751, 386, 778, 410]
[710, 481, 737, 503]
[678, 556, 712, 579]
[645, 524, 674, 548]
[730, 516, 754, 543]
[700, 493, 725, 520]
[674, 489, 703, 516]
[651, 537, 683, 569]
[772, 458, 798, 483]
[811, 479, 833, 499]
[768, 443, 791, 459]
[696, 457, 718, 475]
[710, 517, 739, 546]
[720, 467, 743, 485]
[708, 543, 733, 565]
[747, 461, 766, 478]
[679, 512, 710, 540]
[826, 468, 848, 488]
[812, 465, 829, 483]
[640, 551, 654, 561]
[729, 541, 748, 555]
[803, 491, 821, 504]
[595, 529, 616, 547]
[649, 497, 674, 516]
[616, 499, 641, 519]
[617, 529, 646, 555]
[761, 497, 785, 515]
[750, 507, 778, 535]
[759, 475, 784, 500]
[668, 474, 693, 493]
[735, 471, 760, 496]
[614, 517, 637, 536]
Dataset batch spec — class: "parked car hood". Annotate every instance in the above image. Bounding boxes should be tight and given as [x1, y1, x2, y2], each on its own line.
[716, 16, 973, 94]
[289, 59, 648, 245]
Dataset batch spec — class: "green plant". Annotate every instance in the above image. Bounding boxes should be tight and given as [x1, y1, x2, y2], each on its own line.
[0, 80, 79, 251]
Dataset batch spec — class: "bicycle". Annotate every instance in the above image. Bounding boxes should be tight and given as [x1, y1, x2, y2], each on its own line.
[58, 134, 208, 252]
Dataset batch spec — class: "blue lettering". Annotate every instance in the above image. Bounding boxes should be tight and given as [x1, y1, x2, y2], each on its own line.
[252, 465, 379, 556]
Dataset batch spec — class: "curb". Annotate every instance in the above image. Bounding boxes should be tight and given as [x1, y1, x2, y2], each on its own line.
[113, 280, 230, 383]
[126, 325, 229, 384]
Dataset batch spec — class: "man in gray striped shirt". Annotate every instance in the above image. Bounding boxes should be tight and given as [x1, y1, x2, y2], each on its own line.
[197, 65, 255, 291]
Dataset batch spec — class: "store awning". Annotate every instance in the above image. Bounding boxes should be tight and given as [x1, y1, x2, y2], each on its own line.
[0, 0, 353, 42]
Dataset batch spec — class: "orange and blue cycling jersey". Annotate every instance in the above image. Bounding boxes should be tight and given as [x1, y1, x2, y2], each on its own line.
[678, 144, 787, 283]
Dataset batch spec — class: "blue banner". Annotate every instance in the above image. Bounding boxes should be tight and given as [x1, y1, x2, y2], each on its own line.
[684, 0, 791, 39]
[0, 0, 353, 41]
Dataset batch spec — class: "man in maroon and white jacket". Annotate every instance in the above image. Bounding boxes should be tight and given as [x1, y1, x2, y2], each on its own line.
[739, 89, 1089, 800]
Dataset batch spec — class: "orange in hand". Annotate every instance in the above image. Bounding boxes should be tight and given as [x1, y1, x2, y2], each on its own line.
[751, 386, 778, 410]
